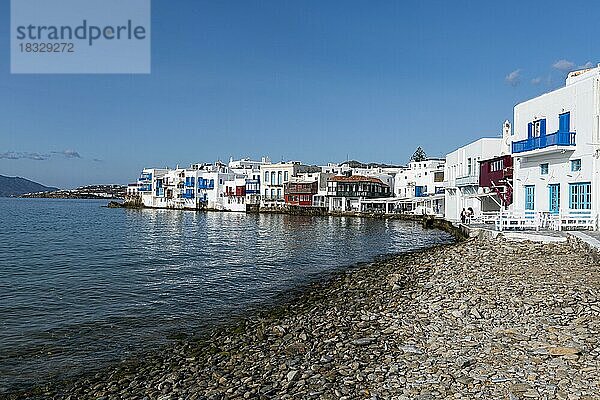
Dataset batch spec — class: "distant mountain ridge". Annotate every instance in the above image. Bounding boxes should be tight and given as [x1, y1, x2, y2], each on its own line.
[0, 175, 58, 197]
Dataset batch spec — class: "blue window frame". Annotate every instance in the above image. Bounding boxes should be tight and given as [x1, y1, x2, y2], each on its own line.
[548, 184, 560, 214]
[528, 119, 546, 138]
[571, 159, 581, 172]
[540, 163, 548, 175]
[525, 185, 535, 210]
[569, 182, 591, 210]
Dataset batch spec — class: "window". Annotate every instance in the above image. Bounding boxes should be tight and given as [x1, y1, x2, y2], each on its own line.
[277, 171, 282, 185]
[284, 171, 289, 181]
[569, 182, 591, 209]
[467, 158, 472, 176]
[525, 185, 535, 210]
[271, 189, 275, 199]
[549, 184, 560, 214]
[264, 172, 268, 181]
[571, 159, 581, 172]
[271, 171, 276, 185]
[540, 163, 549, 175]
[277, 188, 282, 199]
[264, 189, 268, 198]
[529, 119, 546, 137]
[490, 159, 504, 172]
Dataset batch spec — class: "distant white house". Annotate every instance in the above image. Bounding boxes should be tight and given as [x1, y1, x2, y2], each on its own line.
[259, 162, 320, 208]
[136, 158, 269, 211]
[391, 159, 445, 215]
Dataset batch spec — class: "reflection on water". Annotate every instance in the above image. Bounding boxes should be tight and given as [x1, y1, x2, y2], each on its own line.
[0, 198, 453, 392]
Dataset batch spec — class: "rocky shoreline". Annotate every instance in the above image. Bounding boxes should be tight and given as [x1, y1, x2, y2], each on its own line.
[8, 237, 600, 399]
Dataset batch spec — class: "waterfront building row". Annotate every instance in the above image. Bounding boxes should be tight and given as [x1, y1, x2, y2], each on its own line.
[128, 64, 600, 230]
[128, 156, 446, 214]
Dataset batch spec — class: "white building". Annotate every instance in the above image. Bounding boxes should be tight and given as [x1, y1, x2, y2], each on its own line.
[393, 159, 445, 199]
[389, 159, 445, 215]
[228, 157, 271, 207]
[320, 162, 404, 195]
[292, 171, 334, 208]
[259, 162, 320, 208]
[444, 137, 503, 222]
[326, 175, 391, 212]
[511, 66, 600, 229]
[137, 168, 169, 208]
[223, 176, 249, 212]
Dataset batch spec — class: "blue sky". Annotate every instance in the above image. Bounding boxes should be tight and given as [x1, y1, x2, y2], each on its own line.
[1, 0, 599, 188]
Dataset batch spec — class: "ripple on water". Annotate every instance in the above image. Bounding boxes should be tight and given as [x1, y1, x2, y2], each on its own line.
[0, 198, 453, 392]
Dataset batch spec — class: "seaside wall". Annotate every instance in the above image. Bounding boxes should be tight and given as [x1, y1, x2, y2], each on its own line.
[118, 200, 468, 241]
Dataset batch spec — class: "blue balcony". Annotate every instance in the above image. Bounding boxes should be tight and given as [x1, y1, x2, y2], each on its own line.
[138, 173, 152, 183]
[138, 184, 152, 192]
[182, 192, 195, 199]
[198, 179, 215, 190]
[512, 131, 576, 154]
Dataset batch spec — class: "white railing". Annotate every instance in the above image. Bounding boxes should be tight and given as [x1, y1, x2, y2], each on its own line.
[495, 210, 541, 231]
[476, 210, 598, 231]
[454, 175, 479, 187]
[555, 211, 597, 231]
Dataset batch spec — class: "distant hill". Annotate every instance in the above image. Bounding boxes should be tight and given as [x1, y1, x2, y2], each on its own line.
[0, 175, 58, 197]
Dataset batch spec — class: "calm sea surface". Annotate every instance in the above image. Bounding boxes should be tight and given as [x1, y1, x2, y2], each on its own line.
[0, 198, 453, 392]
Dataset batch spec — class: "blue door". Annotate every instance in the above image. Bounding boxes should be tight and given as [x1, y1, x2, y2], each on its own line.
[559, 112, 570, 132]
[549, 184, 560, 214]
[415, 186, 423, 197]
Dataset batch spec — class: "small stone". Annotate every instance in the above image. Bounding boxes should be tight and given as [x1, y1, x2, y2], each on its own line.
[352, 337, 376, 346]
[523, 388, 540, 398]
[287, 370, 299, 382]
[548, 347, 580, 356]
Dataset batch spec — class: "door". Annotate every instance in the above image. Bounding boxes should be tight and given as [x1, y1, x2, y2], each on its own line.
[559, 112, 570, 132]
[549, 184, 560, 214]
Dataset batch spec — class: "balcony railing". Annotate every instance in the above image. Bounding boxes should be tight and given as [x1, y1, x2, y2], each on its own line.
[512, 131, 576, 154]
[455, 175, 479, 187]
[198, 182, 214, 189]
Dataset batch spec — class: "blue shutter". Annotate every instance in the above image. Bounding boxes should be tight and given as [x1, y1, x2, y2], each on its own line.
[527, 122, 533, 138]
[540, 119, 546, 136]
[559, 112, 570, 132]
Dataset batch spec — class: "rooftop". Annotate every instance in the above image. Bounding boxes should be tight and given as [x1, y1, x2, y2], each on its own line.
[329, 175, 386, 185]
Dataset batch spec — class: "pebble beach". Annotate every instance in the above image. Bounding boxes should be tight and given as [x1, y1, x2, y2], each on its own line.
[12, 236, 600, 400]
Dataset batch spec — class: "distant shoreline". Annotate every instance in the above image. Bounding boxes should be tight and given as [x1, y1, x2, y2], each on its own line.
[17, 194, 124, 200]
[15, 184, 127, 200]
